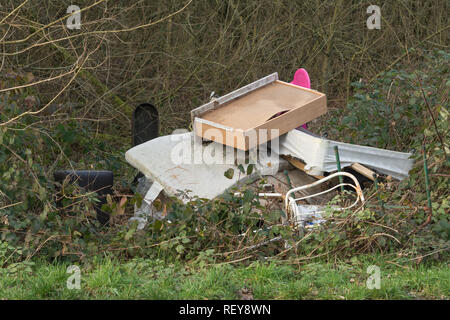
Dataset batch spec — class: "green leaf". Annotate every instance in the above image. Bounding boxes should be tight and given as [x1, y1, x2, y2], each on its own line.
[153, 220, 163, 231]
[246, 164, 254, 175]
[224, 168, 234, 179]
[124, 227, 135, 240]
[176, 244, 184, 253]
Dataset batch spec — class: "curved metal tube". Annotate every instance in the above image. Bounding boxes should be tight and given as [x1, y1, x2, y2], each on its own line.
[284, 171, 364, 210]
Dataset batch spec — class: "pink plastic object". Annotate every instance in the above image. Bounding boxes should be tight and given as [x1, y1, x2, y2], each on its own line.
[290, 68, 311, 129]
[290, 68, 311, 89]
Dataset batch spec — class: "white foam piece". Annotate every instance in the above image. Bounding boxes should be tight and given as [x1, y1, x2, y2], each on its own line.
[125, 131, 286, 202]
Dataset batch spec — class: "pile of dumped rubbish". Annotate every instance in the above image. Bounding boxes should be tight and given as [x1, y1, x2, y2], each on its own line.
[125, 69, 414, 230]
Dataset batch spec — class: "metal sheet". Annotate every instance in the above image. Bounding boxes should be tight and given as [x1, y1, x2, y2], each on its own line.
[276, 129, 413, 180]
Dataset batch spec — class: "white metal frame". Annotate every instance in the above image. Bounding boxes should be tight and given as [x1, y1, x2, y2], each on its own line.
[234, 171, 365, 228]
[284, 171, 364, 223]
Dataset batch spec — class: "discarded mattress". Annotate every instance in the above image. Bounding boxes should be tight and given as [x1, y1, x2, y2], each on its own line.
[276, 129, 413, 180]
[125, 131, 287, 203]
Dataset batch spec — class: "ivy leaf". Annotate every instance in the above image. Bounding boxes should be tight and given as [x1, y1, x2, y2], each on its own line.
[224, 168, 234, 179]
[153, 220, 163, 231]
[124, 227, 135, 240]
[176, 244, 184, 253]
[246, 164, 254, 175]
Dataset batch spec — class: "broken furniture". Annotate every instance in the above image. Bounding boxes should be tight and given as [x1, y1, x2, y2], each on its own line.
[125, 131, 293, 229]
[284, 171, 364, 229]
[125, 70, 329, 212]
[235, 171, 364, 230]
[126, 131, 287, 201]
[191, 72, 327, 150]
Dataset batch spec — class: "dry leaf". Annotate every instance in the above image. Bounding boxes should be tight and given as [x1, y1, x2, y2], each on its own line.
[25, 72, 35, 83]
[116, 196, 127, 215]
[237, 288, 254, 300]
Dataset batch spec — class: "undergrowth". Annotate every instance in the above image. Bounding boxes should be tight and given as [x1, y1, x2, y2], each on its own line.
[0, 44, 448, 270]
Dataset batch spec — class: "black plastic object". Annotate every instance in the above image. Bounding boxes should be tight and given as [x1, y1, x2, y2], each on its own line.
[131, 103, 159, 184]
[132, 103, 159, 147]
[53, 170, 113, 225]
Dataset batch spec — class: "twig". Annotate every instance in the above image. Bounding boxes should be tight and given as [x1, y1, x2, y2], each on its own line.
[0, 202, 22, 211]
[416, 74, 448, 160]
[409, 247, 449, 261]
[368, 25, 450, 83]
[208, 255, 252, 267]
[385, 260, 410, 270]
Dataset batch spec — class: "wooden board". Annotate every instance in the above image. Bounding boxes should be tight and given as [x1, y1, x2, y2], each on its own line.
[350, 163, 376, 181]
[281, 155, 325, 180]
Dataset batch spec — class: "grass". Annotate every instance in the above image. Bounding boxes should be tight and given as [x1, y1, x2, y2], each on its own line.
[1, 255, 448, 300]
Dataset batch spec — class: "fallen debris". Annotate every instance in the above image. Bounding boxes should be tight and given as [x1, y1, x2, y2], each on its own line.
[275, 128, 414, 180]
[124, 69, 414, 231]
[125, 131, 287, 202]
[284, 171, 364, 229]
[125, 131, 290, 228]
[235, 171, 364, 230]
[350, 162, 376, 181]
[281, 155, 325, 179]
[191, 72, 327, 150]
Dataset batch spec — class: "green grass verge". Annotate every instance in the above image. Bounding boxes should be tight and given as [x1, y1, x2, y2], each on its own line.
[1, 255, 448, 300]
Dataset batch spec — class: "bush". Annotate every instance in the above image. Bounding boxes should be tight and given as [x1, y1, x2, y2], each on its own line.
[1, 50, 449, 265]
